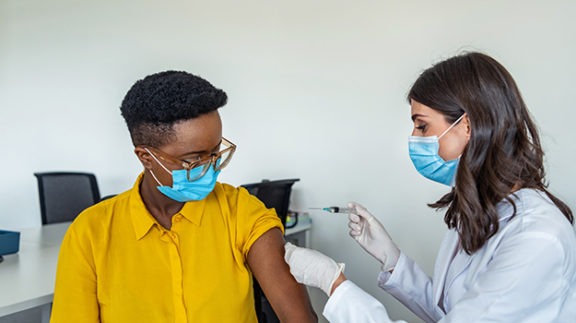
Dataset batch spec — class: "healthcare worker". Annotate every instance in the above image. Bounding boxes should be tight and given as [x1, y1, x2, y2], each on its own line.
[285, 52, 576, 322]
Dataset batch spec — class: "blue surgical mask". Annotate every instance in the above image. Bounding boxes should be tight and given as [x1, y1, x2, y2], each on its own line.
[146, 149, 220, 202]
[408, 115, 465, 186]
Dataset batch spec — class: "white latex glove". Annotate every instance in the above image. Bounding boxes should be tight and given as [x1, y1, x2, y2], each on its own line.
[284, 242, 345, 296]
[348, 202, 400, 272]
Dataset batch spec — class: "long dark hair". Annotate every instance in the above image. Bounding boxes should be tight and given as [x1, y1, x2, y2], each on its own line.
[408, 52, 573, 254]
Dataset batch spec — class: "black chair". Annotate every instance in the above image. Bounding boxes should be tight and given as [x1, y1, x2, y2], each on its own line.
[241, 178, 300, 229]
[34, 172, 101, 225]
[241, 178, 300, 323]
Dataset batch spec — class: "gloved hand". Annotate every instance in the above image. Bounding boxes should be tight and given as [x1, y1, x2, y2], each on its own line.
[284, 242, 345, 296]
[348, 202, 400, 272]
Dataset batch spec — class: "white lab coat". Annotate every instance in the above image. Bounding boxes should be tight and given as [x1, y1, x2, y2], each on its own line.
[324, 280, 406, 323]
[323, 189, 576, 322]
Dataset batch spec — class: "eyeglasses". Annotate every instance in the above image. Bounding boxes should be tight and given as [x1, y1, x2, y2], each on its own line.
[143, 137, 236, 182]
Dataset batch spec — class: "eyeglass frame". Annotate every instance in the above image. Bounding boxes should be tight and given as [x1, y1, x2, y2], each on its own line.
[141, 137, 236, 182]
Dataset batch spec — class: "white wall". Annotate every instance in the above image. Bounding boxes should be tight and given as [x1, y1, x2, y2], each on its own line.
[1, 1, 575, 321]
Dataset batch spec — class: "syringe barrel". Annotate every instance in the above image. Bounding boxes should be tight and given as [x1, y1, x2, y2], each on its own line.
[325, 207, 353, 213]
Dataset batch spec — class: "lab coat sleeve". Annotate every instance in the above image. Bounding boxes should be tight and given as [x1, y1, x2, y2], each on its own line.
[323, 280, 407, 323]
[378, 252, 441, 322]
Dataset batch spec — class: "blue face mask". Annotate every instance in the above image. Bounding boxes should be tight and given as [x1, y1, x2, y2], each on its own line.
[408, 115, 465, 186]
[146, 149, 220, 202]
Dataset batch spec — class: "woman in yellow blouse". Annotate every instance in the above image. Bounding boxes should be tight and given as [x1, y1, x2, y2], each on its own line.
[50, 71, 317, 323]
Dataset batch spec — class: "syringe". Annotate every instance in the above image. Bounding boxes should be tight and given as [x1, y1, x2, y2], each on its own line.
[309, 206, 353, 214]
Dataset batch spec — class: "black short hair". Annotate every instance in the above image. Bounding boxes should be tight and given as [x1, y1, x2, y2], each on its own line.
[120, 70, 228, 147]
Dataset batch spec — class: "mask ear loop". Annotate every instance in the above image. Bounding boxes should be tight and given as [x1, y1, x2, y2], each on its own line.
[144, 148, 171, 186]
[438, 114, 466, 139]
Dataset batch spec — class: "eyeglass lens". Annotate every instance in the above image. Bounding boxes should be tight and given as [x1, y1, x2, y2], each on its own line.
[185, 144, 233, 181]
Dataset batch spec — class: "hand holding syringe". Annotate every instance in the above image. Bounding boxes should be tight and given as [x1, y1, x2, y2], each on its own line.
[309, 206, 354, 214]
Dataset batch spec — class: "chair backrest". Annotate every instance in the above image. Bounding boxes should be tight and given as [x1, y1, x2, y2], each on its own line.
[34, 172, 101, 225]
[241, 178, 300, 229]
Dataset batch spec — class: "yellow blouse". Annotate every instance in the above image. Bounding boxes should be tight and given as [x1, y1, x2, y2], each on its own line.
[50, 175, 282, 323]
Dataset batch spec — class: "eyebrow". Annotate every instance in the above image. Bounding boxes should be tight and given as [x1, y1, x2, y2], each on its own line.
[411, 113, 428, 122]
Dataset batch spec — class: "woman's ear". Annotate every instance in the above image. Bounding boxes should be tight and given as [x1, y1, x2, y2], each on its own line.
[134, 147, 153, 170]
[463, 114, 472, 138]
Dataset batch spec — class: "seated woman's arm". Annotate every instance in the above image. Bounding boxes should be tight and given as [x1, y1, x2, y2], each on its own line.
[51, 221, 100, 323]
[247, 228, 318, 323]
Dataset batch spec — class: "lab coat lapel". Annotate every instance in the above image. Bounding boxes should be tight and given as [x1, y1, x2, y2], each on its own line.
[443, 246, 474, 299]
[433, 230, 460, 306]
